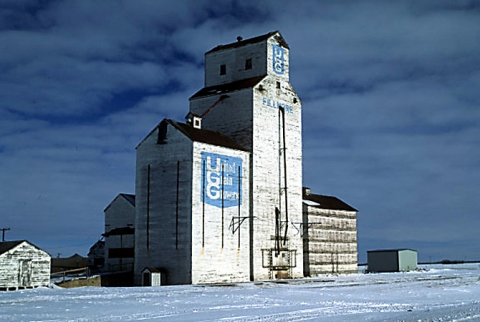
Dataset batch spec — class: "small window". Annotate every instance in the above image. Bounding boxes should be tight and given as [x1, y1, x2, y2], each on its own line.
[245, 58, 252, 70]
[276, 81, 281, 89]
[220, 64, 226, 75]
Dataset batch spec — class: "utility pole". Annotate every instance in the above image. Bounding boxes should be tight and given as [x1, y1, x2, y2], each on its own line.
[1, 228, 10, 242]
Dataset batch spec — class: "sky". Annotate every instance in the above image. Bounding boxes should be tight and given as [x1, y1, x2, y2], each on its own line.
[1, 0, 479, 263]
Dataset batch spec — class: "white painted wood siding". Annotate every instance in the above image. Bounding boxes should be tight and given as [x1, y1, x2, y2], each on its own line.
[0, 241, 50, 290]
[303, 206, 358, 275]
[134, 121, 250, 285]
[104, 195, 135, 271]
[191, 142, 250, 284]
[190, 33, 303, 281]
[104, 195, 135, 234]
[134, 123, 194, 285]
[205, 41, 267, 87]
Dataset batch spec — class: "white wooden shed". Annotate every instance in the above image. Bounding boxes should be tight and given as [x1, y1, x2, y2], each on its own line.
[141, 267, 164, 286]
[0, 240, 51, 291]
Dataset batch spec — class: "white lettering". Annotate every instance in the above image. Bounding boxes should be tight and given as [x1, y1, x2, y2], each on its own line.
[206, 156, 221, 199]
[206, 172, 220, 199]
[224, 191, 239, 201]
[206, 156, 220, 173]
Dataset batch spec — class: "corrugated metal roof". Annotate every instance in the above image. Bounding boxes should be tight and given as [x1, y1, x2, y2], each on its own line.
[303, 192, 358, 212]
[165, 119, 248, 151]
[190, 76, 265, 99]
[206, 31, 288, 54]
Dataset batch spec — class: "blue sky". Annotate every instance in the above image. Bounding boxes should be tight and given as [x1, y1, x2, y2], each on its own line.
[1, 0, 479, 263]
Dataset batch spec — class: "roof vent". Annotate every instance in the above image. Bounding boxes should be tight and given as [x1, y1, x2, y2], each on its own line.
[185, 112, 202, 129]
[192, 116, 202, 129]
[237, 36, 243, 42]
[303, 187, 311, 197]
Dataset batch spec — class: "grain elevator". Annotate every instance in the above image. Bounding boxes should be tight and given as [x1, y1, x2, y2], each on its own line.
[129, 31, 356, 285]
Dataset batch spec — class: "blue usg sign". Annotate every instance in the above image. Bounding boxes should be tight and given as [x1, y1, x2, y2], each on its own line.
[272, 44, 284, 75]
[201, 152, 242, 208]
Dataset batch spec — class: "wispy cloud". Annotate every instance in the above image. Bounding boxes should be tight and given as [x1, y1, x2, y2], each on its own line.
[1, 0, 479, 261]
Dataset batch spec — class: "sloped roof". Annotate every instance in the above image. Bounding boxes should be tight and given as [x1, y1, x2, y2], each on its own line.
[142, 267, 164, 273]
[303, 193, 357, 212]
[0, 240, 48, 256]
[207, 31, 288, 54]
[103, 227, 135, 237]
[162, 119, 248, 151]
[104, 193, 136, 212]
[88, 240, 105, 255]
[121, 194, 135, 207]
[190, 76, 265, 99]
[68, 253, 86, 259]
[0, 240, 24, 255]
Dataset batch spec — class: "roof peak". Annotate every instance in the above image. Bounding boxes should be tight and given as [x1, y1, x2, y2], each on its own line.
[207, 31, 288, 54]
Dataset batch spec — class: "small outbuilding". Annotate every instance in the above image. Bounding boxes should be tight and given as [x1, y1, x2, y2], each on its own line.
[141, 267, 165, 286]
[367, 249, 417, 273]
[0, 240, 51, 291]
[103, 193, 135, 273]
[88, 239, 105, 272]
[302, 187, 358, 275]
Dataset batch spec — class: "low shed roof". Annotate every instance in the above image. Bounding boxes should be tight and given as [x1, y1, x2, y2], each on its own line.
[303, 193, 357, 212]
[368, 249, 417, 253]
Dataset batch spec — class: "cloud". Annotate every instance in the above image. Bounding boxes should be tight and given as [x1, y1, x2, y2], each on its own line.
[0, 0, 479, 260]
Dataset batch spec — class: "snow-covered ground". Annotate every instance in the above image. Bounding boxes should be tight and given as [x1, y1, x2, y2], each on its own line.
[1, 264, 480, 321]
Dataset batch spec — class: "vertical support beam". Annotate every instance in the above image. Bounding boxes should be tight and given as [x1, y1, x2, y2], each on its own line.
[146, 164, 151, 250]
[280, 106, 289, 245]
[237, 165, 241, 249]
[249, 154, 254, 281]
[202, 160, 206, 248]
[275, 207, 281, 256]
[221, 164, 225, 249]
[175, 160, 180, 250]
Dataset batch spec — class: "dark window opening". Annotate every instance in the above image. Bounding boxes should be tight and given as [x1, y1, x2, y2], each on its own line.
[276, 81, 281, 89]
[220, 64, 226, 75]
[245, 58, 252, 70]
[108, 248, 134, 258]
[143, 272, 151, 286]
